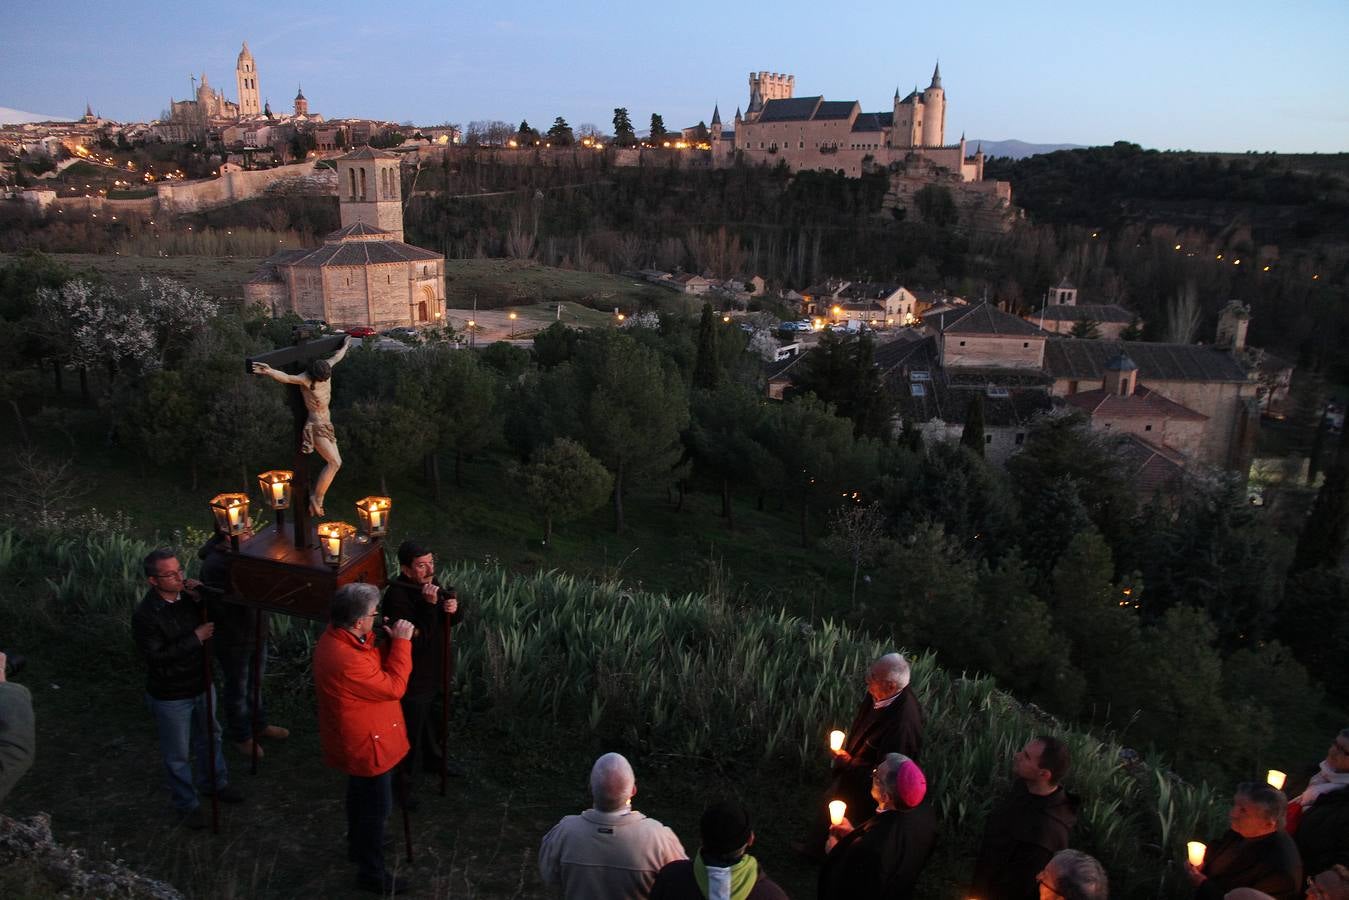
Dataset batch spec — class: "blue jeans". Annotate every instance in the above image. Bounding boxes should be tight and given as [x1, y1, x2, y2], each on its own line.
[347, 771, 393, 881]
[145, 690, 229, 813]
[216, 642, 268, 743]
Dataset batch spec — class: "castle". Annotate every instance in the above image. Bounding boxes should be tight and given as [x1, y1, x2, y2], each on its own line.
[711, 65, 987, 182]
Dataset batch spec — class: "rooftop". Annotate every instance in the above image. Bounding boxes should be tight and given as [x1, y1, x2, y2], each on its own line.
[1044, 338, 1250, 383]
[924, 301, 1049, 337]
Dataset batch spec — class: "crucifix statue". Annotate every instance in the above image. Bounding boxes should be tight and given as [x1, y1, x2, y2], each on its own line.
[248, 334, 354, 523]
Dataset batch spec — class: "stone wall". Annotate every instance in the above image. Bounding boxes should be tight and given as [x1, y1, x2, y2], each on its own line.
[941, 334, 1045, 369]
[155, 161, 331, 214]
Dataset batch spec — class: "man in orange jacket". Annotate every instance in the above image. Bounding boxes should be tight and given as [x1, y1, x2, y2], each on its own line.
[315, 582, 415, 895]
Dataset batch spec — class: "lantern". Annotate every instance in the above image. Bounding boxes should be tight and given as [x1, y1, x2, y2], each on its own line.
[257, 470, 293, 511]
[210, 493, 250, 546]
[355, 496, 392, 539]
[316, 522, 355, 567]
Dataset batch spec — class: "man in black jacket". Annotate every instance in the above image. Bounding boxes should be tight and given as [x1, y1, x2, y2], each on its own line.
[650, 799, 788, 900]
[970, 735, 1079, 900]
[132, 548, 243, 828]
[1188, 782, 1302, 900]
[1288, 727, 1349, 876]
[383, 540, 462, 807]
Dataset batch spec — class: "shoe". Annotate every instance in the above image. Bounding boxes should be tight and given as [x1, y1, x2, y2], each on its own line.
[235, 739, 264, 758]
[356, 873, 410, 895]
[259, 725, 290, 740]
[177, 807, 208, 830]
[203, 784, 246, 804]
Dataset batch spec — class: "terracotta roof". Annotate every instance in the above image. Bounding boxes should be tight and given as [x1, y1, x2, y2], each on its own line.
[924, 301, 1049, 337]
[284, 236, 441, 268]
[1033, 303, 1136, 324]
[337, 145, 398, 160]
[1044, 338, 1250, 383]
[1062, 385, 1208, 421]
[1117, 433, 1187, 495]
[325, 222, 393, 240]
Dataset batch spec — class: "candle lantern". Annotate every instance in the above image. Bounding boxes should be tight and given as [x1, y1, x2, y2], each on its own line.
[828, 800, 847, 826]
[1266, 770, 1286, 791]
[829, 730, 845, 753]
[355, 496, 392, 539]
[257, 470, 293, 529]
[316, 522, 355, 567]
[210, 493, 250, 548]
[1186, 841, 1206, 868]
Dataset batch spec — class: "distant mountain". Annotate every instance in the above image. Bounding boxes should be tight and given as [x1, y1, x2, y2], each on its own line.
[0, 106, 69, 125]
[969, 139, 1086, 160]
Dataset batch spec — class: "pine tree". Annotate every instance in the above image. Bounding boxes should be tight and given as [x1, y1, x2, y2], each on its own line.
[649, 113, 668, 142]
[961, 394, 986, 457]
[612, 108, 636, 146]
[546, 117, 574, 146]
[692, 302, 719, 390]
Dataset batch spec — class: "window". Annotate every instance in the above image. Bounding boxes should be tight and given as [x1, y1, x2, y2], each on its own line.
[1015, 432, 1025, 445]
[985, 434, 992, 444]
[986, 386, 1009, 399]
[1023, 342, 1030, 348]
[911, 371, 931, 382]
[959, 340, 966, 346]
[911, 383, 926, 397]
[1144, 424, 1153, 431]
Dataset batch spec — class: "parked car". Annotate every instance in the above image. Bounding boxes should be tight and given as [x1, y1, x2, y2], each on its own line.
[345, 326, 377, 338]
[381, 326, 420, 342]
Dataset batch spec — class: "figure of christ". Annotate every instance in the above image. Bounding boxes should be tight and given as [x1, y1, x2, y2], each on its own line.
[250, 335, 353, 517]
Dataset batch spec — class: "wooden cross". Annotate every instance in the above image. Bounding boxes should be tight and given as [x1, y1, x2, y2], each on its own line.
[245, 334, 345, 548]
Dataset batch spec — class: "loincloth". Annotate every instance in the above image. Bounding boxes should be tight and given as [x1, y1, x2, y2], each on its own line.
[301, 421, 336, 454]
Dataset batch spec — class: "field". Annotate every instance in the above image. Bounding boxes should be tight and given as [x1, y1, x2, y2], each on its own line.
[0, 252, 265, 302]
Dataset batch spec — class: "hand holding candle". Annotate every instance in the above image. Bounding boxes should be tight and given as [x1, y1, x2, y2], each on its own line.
[828, 800, 847, 826]
[1186, 841, 1206, 868]
[1266, 769, 1286, 790]
[829, 730, 845, 753]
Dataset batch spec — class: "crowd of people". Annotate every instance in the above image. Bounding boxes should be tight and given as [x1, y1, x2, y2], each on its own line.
[5, 532, 1327, 898]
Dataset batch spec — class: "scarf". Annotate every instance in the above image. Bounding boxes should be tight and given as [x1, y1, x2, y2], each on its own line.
[1293, 760, 1349, 808]
[693, 852, 759, 900]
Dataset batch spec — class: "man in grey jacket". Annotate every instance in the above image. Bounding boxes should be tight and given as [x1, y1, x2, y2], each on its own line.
[539, 752, 687, 899]
[0, 651, 35, 806]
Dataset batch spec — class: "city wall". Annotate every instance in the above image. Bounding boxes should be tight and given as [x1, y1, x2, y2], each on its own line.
[156, 160, 330, 214]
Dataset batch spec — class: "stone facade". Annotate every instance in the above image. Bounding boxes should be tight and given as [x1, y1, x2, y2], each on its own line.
[336, 146, 404, 243]
[236, 43, 261, 119]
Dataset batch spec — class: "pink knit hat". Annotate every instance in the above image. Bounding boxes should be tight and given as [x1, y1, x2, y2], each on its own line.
[893, 759, 927, 808]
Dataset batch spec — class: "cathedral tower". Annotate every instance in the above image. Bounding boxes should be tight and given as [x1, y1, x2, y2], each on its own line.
[920, 62, 945, 147]
[294, 85, 308, 117]
[236, 42, 261, 119]
[336, 146, 404, 243]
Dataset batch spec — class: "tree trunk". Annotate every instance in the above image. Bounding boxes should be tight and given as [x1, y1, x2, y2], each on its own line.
[51, 360, 63, 395]
[850, 559, 861, 608]
[544, 515, 553, 545]
[430, 453, 442, 500]
[78, 366, 89, 403]
[9, 400, 29, 446]
[380, 473, 389, 497]
[613, 463, 626, 534]
[757, 490, 765, 512]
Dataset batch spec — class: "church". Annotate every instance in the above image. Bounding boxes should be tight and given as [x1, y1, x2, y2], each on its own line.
[712, 65, 989, 181]
[244, 147, 446, 329]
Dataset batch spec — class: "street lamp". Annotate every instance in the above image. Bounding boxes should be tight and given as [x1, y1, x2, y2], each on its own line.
[508, 311, 518, 337]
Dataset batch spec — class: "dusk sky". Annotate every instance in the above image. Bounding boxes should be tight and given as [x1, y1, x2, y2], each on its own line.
[5, 0, 1347, 153]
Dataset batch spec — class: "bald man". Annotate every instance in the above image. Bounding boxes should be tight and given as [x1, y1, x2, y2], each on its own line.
[539, 752, 687, 899]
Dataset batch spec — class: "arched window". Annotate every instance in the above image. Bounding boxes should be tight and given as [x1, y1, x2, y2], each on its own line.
[349, 169, 357, 199]
[359, 167, 367, 200]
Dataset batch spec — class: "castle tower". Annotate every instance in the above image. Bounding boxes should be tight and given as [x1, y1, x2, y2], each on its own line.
[336, 146, 404, 243]
[920, 62, 945, 147]
[294, 85, 308, 117]
[710, 104, 722, 141]
[236, 42, 261, 119]
[1104, 353, 1138, 397]
[1215, 301, 1251, 352]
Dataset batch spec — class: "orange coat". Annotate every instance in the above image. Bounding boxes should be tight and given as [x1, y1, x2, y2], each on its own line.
[313, 625, 412, 777]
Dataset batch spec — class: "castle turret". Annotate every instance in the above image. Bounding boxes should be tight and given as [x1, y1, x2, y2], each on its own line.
[294, 85, 308, 117]
[921, 61, 945, 147]
[336, 146, 404, 243]
[710, 104, 722, 141]
[236, 41, 261, 119]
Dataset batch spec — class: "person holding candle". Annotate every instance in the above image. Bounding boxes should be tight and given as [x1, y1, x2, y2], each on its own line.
[818, 752, 936, 899]
[1285, 727, 1349, 877]
[383, 540, 464, 809]
[970, 736, 1079, 900]
[314, 582, 416, 895]
[538, 752, 687, 899]
[132, 548, 243, 829]
[1035, 850, 1108, 900]
[649, 798, 788, 900]
[1186, 782, 1301, 900]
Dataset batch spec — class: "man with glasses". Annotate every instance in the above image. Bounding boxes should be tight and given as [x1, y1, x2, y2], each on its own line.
[1036, 849, 1108, 900]
[1287, 728, 1349, 877]
[315, 582, 415, 895]
[132, 548, 243, 829]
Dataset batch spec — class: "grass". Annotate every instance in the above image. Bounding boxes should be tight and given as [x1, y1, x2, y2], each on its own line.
[443, 259, 695, 314]
[0, 252, 264, 302]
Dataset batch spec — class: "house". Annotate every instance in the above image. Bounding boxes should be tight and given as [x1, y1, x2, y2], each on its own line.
[920, 301, 1050, 369]
[671, 273, 713, 295]
[1060, 353, 1208, 460]
[1032, 303, 1137, 339]
[835, 283, 920, 324]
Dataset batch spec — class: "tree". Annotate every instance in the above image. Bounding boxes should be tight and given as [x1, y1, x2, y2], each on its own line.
[1120, 317, 1144, 341]
[198, 377, 290, 491]
[688, 384, 780, 529]
[533, 322, 580, 369]
[960, 394, 986, 457]
[913, 184, 957, 227]
[612, 108, 636, 146]
[342, 397, 434, 496]
[791, 331, 892, 440]
[517, 120, 540, 144]
[649, 114, 668, 143]
[111, 369, 205, 483]
[823, 503, 890, 607]
[400, 348, 502, 492]
[692, 302, 720, 391]
[546, 117, 574, 146]
[1293, 424, 1349, 573]
[1069, 317, 1103, 339]
[514, 438, 613, 544]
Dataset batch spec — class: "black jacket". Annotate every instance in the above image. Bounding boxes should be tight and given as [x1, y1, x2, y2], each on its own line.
[830, 689, 925, 825]
[131, 589, 209, 700]
[650, 856, 789, 900]
[1197, 829, 1302, 900]
[970, 782, 1079, 900]
[383, 576, 463, 698]
[1295, 786, 1349, 875]
[819, 803, 937, 900]
[197, 535, 264, 649]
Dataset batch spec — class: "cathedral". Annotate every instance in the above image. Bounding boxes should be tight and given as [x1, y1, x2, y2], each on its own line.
[169, 42, 261, 126]
[712, 65, 986, 181]
[244, 147, 446, 329]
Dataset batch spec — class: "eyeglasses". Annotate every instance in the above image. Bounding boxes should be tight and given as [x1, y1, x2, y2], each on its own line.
[360, 609, 382, 620]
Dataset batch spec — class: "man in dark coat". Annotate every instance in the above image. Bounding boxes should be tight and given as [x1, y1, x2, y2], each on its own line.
[650, 798, 788, 900]
[382, 540, 462, 807]
[1188, 782, 1302, 900]
[970, 735, 1078, 900]
[1288, 727, 1349, 875]
[819, 752, 936, 900]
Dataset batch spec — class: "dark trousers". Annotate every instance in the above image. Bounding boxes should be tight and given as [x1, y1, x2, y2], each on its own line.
[397, 693, 441, 791]
[216, 642, 267, 743]
[346, 770, 392, 881]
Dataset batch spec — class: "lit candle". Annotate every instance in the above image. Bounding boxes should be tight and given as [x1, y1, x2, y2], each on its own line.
[227, 505, 241, 529]
[828, 800, 847, 826]
[324, 534, 341, 559]
[271, 482, 285, 504]
[829, 730, 845, 753]
[1186, 841, 1206, 868]
[369, 508, 383, 532]
[1267, 770, 1286, 790]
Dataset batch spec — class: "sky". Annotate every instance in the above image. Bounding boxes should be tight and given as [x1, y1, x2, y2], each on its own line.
[4, 0, 1348, 153]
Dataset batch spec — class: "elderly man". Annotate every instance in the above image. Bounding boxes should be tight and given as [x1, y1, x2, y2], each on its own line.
[1287, 727, 1349, 875]
[314, 583, 415, 895]
[819, 752, 936, 899]
[383, 540, 463, 808]
[0, 651, 35, 807]
[132, 548, 243, 829]
[1038, 850, 1108, 900]
[971, 735, 1079, 900]
[539, 752, 687, 899]
[650, 799, 789, 900]
[1187, 783, 1301, 900]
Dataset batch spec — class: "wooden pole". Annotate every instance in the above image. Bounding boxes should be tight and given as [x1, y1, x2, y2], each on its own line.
[402, 797, 414, 863]
[250, 608, 262, 776]
[198, 595, 220, 834]
[440, 588, 455, 797]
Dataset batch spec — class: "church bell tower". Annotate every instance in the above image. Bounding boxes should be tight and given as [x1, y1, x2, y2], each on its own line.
[236, 42, 261, 119]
